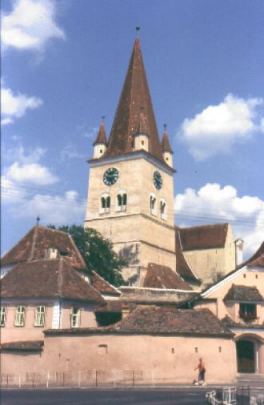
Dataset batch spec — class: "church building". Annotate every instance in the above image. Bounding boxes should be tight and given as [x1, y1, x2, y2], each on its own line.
[84, 38, 237, 289]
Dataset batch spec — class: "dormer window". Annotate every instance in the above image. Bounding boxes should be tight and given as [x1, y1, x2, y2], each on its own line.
[100, 194, 111, 214]
[117, 192, 127, 212]
[47, 247, 59, 259]
[239, 303, 256, 321]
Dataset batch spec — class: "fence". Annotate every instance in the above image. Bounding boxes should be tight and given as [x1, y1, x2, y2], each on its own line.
[206, 386, 264, 405]
[1, 370, 147, 388]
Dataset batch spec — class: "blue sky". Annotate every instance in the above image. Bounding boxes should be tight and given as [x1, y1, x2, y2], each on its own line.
[1, 0, 264, 257]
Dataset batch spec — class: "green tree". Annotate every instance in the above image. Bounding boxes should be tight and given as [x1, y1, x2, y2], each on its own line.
[49, 225, 126, 287]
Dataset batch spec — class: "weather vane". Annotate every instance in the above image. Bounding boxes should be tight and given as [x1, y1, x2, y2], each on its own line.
[136, 26, 140, 37]
[36, 216, 40, 226]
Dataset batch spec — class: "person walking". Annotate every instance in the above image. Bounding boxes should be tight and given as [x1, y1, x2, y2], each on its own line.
[194, 358, 206, 385]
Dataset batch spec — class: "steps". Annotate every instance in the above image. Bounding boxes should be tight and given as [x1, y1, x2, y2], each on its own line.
[237, 373, 264, 387]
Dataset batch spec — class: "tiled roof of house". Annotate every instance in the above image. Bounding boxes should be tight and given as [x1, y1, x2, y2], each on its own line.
[175, 229, 200, 283]
[114, 306, 232, 336]
[247, 242, 264, 268]
[1, 258, 105, 304]
[102, 39, 164, 163]
[143, 263, 192, 290]
[224, 284, 264, 302]
[1, 226, 86, 270]
[0, 340, 44, 352]
[90, 271, 121, 297]
[93, 121, 107, 146]
[222, 315, 264, 330]
[45, 307, 233, 337]
[178, 223, 228, 251]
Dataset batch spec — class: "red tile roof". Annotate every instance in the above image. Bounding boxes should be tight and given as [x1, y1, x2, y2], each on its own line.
[224, 284, 264, 302]
[90, 271, 121, 297]
[114, 306, 232, 336]
[102, 39, 164, 162]
[1, 226, 86, 270]
[0, 340, 44, 352]
[93, 121, 107, 146]
[45, 307, 233, 337]
[178, 223, 228, 251]
[143, 263, 192, 290]
[1, 258, 105, 304]
[247, 242, 264, 268]
[175, 229, 200, 283]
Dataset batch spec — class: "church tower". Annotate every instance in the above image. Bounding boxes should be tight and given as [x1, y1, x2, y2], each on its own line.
[85, 38, 176, 285]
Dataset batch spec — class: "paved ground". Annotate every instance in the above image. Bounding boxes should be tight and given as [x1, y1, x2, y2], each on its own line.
[1, 388, 210, 405]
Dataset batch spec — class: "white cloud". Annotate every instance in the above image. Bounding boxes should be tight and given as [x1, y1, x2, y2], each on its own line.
[1, 86, 43, 125]
[60, 144, 85, 161]
[175, 183, 264, 257]
[16, 190, 84, 224]
[1, 176, 26, 203]
[4, 145, 46, 164]
[2, 142, 84, 225]
[2, 0, 65, 51]
[180, 94, 264, 160]
[5, 162, 58, 185]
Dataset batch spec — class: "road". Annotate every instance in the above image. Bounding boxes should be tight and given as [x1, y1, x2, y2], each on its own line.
[1, 388, 210, 405]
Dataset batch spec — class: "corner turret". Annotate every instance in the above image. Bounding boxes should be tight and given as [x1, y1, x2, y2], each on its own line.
[161, 125, 173, 168]
[93, 119, 107, 159]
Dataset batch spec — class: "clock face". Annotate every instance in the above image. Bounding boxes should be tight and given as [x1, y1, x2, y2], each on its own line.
[103, 167, 119, 186]
[153, 171, 163, 190]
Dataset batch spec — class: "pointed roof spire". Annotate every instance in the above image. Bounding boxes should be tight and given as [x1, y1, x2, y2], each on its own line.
[105, 38, 163, 161]
[93, 117, 107, 146]
[161, 124, 173, 154]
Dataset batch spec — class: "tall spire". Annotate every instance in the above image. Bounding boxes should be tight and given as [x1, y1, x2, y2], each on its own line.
[105, 38, 163, 161]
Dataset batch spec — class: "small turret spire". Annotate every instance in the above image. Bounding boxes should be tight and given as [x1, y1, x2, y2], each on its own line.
[161, 124, 173, 154]
[93, 117, 107, 146]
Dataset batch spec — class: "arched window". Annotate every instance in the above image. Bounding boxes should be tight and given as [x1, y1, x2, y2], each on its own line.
[160, 199, 167, 220]
[100, 193, 111, 214]
[117, 192, 127, 212]
[149, 194, 157, 216]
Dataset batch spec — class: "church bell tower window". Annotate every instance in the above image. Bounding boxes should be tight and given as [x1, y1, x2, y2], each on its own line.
[150, 194, 157, 216]
[100, 194, 111, 214]
[117, 192, 127, 212]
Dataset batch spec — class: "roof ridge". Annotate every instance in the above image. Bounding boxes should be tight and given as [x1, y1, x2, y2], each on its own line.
[179, 223, 228, 231]
[28, 226, 38, 261]
[57, 257, 64, 297]
[91, 270, 121, 294]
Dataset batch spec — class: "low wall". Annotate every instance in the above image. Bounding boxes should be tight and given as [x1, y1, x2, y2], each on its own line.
[1, 333, 237, 386]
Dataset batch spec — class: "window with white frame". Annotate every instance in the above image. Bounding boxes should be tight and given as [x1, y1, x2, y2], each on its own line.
[70, 307, 80, 328]
[15, 306, 25, 327]
[149, 194, 157, 216]
[100, 194, 111, 214]
[117, 192, 127, 212]
[0, 307, 6, 327]
[160, 199, 167, 220]
[34, 306, 46, 327]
